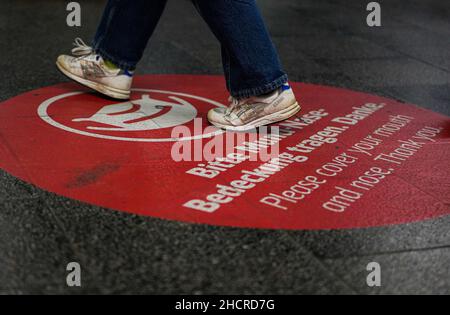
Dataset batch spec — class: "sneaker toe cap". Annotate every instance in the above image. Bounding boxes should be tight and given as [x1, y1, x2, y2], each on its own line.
[56, 55, 83, 77]
[56, 54, 73, 67]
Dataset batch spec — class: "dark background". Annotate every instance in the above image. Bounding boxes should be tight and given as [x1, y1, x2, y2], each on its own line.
[0, 0, 449, 294]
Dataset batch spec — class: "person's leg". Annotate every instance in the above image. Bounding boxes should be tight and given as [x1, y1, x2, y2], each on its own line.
[93, 0, 168, 70]
[192, 0, 299, 131]
[56, 0, 168, 99]
[192, 0, 288, 99]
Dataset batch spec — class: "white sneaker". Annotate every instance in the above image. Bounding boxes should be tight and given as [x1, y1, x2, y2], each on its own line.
[208, 84, 301, 131]
[56, 38, 133, 100]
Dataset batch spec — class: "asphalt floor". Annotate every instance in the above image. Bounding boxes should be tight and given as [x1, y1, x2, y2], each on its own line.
[0, 0, 449, 294]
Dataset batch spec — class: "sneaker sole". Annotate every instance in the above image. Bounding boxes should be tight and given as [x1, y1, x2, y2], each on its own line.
[210, 102, 301, 132]
[56, 61, 131, 100]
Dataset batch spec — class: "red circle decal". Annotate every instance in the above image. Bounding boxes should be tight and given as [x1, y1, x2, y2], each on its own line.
[0, 75, 449, 230]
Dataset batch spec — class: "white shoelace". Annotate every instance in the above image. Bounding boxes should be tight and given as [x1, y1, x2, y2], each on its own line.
[71, 38, 93, 57]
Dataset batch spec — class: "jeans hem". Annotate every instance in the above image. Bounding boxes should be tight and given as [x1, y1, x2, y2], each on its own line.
[230, 74, 289, 99]
[92, 41, 137, 71]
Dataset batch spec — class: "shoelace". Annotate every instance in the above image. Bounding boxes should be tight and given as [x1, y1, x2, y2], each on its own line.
[226, 96, 248, 115]
[72, 38, 93, 57]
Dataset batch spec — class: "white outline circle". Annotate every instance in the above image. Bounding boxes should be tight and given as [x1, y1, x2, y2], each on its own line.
[38, 88, 226, 142]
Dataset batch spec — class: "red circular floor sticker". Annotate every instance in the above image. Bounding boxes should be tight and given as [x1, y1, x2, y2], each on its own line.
[0, 75, 449, 230]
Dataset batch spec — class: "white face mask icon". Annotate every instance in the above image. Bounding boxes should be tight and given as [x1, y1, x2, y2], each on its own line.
[38, 88, 225, 142]
[72, 94, 198, 131]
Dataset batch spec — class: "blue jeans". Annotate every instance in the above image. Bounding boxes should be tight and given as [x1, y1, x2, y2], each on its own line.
[93, 0, 288, 99]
